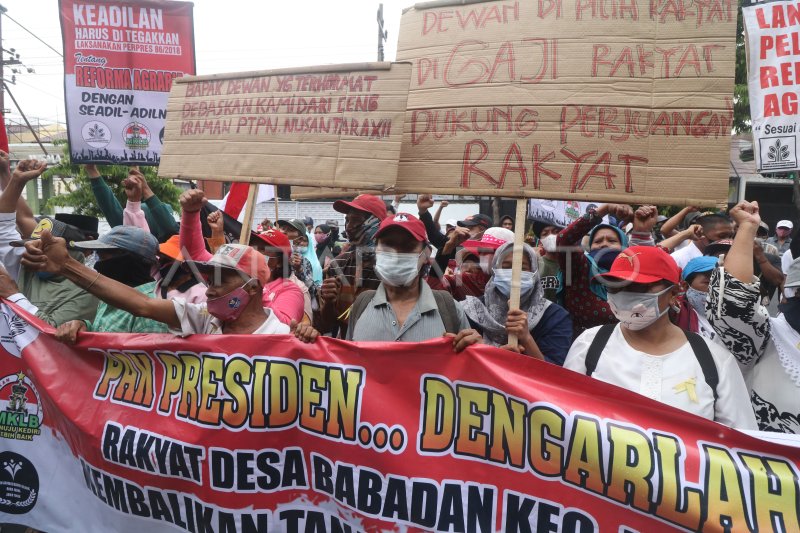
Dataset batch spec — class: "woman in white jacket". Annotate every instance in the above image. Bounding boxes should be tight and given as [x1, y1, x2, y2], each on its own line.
[708, 201, 800, 433]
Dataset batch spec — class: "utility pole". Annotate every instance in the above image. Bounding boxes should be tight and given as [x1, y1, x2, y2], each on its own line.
[377, 3, 388, 61]
[0, 4, 19, 116]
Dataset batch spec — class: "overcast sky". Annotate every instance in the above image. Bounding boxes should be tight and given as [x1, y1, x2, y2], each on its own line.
[0, 0, 407, 128]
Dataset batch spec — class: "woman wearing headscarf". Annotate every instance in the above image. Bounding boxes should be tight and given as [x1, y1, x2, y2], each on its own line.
[556, 204, 659, 337]
[461, 241, 573, 364]
[675, 255, 719, 342]
[292, 231, 322, 311]
[314, 224, 341, 268]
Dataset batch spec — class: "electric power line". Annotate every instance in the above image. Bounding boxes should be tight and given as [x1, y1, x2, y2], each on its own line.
[3, 12, 62, 58]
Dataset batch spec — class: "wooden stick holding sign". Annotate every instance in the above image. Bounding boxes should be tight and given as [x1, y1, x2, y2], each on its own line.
[238, 183, 259, 245]
[506, 199, 528, 349]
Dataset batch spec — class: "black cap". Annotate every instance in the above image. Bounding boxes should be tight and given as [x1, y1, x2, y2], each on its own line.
[457, 213, 493, 228]
[55, 213, 99, 239]
[10, 217, 88, 248]
[276, 219, 307, 236]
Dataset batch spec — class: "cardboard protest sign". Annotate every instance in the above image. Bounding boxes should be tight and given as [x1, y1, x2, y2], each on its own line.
[158, 62, 412, 190]
[743, 0, 800, 172]
[3, 302, 800, 531]
[290, 186, 383, 199]
[395, 0, 737, 206]
[59, 0, 196, 165]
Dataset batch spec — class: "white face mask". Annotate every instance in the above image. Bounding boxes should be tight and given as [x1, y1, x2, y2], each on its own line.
[493, 268, 535, 299]
[607, 287, 672, 331]
[541, 234, 557, 253]
[375, 250, 424, 287]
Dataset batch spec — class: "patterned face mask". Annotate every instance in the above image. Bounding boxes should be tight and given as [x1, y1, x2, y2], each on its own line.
[206, 281, 253, 321]
[607, 287, 672, 331]
[686, 287, 707, 315]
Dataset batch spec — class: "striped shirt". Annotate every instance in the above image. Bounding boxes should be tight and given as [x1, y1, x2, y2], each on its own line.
[85, 281, 169, 334]
[347, 282, 469, 342]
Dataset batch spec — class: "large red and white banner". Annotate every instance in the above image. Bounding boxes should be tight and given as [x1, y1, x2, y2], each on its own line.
[59, 0, 195, 165]
[744, 0, 800, 172]
[1, 303, 799, 532]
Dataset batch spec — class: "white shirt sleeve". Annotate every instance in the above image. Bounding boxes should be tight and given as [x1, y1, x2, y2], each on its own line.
[782, 249, 794, 274]
[563, 328, 598, 374]
[708, 341, 759, 430]
[170, 299, 217, 336]
[6, 293, 39, 315]
[0, 212, 23, 281]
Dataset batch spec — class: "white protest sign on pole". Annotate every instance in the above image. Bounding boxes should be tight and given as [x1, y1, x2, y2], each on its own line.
[743, 0, 800, 172]
[59, 0, 196, 165]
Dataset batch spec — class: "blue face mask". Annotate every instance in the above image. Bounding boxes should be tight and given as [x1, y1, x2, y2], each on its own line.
[686, 287, 707, 315]
[588, 248, 622, 271]
[36, 271, 56, 281]
[493, 269, 535, 299]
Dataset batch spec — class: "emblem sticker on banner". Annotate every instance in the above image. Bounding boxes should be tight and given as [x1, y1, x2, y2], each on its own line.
[759, 136, 797, 171]
[0, 451, 39, 514]
[0, 372, 42, 442]
[81, 120, 111, 148]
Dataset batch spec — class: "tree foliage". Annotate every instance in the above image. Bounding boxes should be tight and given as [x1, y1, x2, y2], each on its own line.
[45, 143, 181, 218]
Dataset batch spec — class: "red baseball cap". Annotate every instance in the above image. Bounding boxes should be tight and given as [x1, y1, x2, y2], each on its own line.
[185, 244, 270, 286]
[375, 213, 427, 242]
[333, 194, 388, 221]
[593, 246, 680, 285]
[253, 228, 291, 254]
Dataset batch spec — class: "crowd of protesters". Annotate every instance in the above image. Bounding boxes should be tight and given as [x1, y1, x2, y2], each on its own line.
[4, 152, 800, 435]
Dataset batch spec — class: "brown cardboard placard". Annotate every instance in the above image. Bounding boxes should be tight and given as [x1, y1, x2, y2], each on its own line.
[395, 0, 737, 206]
[158, 62, 412, 189]
[290, 186, 385, 200]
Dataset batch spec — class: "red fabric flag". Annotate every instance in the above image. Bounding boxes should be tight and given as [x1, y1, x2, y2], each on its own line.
[0, 111, 9, 153]
[220, 181, 250, 219]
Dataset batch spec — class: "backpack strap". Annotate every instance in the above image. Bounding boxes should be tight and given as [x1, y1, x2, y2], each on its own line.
[585, 324, 616, 376]
[683, 330, 719, 403]
[348, 290, 376, 334]
[432, 290, 461, 334]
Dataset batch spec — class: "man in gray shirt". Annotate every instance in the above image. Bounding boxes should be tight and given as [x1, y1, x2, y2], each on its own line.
[344, 213, 481, 351]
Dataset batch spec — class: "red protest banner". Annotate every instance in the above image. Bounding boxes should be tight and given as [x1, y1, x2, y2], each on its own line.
[59, 0, 196, 165]
[0, 302, 798, 532]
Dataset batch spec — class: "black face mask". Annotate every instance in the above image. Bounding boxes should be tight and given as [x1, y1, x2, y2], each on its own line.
[779, 297, 800, 333]
[95, 253, 153, 287]
[588, 248, 622, 271]
[158, 261, 180, 286]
